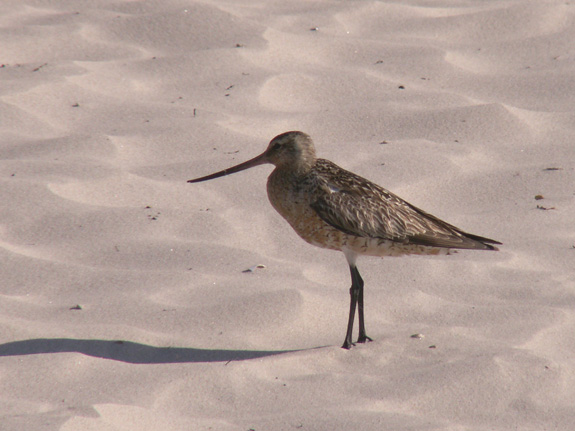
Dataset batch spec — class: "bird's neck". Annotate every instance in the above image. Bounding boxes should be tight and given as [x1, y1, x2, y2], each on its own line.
[276, 158, 315, 178]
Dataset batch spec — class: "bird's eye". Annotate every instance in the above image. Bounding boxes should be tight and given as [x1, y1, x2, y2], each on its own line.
[272, 143, 281, 150]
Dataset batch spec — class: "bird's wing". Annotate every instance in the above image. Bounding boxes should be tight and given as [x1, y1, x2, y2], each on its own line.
[309, 159, 498, 250]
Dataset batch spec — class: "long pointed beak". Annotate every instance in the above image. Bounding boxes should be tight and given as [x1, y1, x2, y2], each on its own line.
[187, 152, 268, 183]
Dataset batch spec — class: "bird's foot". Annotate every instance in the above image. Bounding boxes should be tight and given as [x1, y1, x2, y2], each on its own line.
[341, 340, 355, 350]
[357, 335, 373, 344]
[342, 336, 372, 349]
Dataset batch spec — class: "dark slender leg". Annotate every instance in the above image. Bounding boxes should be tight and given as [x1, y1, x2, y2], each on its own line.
[342, 265, 373, 349]
[355, 267, 372, 344]
[342, 267, 359, 349]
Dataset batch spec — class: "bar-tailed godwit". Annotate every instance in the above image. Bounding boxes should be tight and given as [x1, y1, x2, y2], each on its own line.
[188, 131, 501, 349]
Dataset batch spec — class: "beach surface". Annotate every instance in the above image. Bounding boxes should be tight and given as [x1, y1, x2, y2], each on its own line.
[1, 0, 574, 429]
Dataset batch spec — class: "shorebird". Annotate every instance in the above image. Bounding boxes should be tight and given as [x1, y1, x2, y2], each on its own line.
[188, 131, 500, 349]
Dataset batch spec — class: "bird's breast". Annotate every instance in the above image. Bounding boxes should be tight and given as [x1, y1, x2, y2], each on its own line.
[266, 170, 315, 227]
[266, 170, 345, 251]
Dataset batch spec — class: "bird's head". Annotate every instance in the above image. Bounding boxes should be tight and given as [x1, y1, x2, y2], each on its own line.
[187, 131, 317, 183]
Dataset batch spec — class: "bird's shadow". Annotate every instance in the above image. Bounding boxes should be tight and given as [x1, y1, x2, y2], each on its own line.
[0, 338, 307, 364]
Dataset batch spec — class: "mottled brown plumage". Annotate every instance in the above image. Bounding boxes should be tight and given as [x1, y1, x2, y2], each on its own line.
[189, 131, 501, 349]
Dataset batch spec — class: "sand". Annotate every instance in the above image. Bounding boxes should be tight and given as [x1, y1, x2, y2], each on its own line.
[1, 0, 574, 429]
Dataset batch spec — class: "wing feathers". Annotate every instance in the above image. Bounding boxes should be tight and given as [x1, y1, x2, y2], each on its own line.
[309, 159, 500, 250]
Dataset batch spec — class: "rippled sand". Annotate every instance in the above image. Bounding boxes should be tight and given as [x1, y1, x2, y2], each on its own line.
[1, 1, 574, 430]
